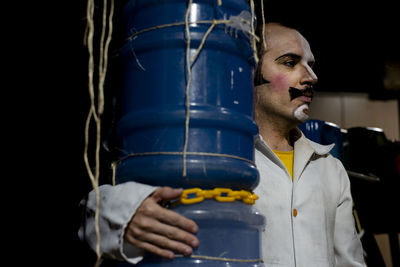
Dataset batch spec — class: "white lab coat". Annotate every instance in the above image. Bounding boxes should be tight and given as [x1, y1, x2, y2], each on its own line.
[79, 131, 366, 266]
[254, 132, 365, 267]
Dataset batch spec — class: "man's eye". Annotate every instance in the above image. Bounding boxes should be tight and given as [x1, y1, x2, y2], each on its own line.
[283, 61, 296, 67]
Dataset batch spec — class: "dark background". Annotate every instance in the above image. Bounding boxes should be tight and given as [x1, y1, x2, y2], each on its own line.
[263, 0, 400, 100]
[30, 0, 399, 266]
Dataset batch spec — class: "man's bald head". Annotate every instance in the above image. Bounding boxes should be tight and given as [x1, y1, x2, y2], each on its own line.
[254, 23, 309, 86]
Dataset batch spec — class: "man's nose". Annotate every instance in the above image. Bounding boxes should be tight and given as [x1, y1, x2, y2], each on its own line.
[301, 65, 318, 85]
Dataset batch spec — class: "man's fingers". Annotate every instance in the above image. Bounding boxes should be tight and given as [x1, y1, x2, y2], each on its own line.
[153, 206, 199, 234]
[143, 217, 199, 248]
[133, 205, 199, 247]
[126, 225, 194, 257]
[151, 187, 183, 202]
[145, 187, 199, 234]
[125, 234, 175, 259]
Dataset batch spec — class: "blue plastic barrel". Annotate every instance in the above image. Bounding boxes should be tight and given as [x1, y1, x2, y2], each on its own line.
[117, 200, 265, 267]
[299, 119, 344, 162]
[116, 0, 259, 190]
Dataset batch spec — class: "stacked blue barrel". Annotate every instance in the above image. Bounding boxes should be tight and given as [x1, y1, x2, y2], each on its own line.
[116, 0, 265, 266]
[299, 119, 344, 162]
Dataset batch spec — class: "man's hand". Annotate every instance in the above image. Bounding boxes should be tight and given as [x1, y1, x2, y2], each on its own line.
[124, 187, 199, 259]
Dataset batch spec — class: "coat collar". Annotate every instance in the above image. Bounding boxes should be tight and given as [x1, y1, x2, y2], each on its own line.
[255, 128, 335, 182]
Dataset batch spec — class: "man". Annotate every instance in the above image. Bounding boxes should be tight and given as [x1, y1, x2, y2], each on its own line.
[80, 22, 366, 266]
[251, 23, 365, 266]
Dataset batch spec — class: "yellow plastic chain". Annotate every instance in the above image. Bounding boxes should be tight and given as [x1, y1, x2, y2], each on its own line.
[180, 188, 259, 205]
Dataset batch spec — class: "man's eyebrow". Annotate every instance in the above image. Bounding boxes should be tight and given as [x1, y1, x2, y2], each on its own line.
[274, 53, 301, 61]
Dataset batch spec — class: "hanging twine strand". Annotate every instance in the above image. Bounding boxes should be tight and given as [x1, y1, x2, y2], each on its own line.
[126, 19, 253, 42]
[83, 0, 114, 266]
[175, 254, 263, 263]
[181, 0, 259, 177]
[249, 0, 258, 64]
[83, 0, 100, 265]
[190, 22, 216, 64]
[260, 0, 267, 51]
[182, 0, 193, 177]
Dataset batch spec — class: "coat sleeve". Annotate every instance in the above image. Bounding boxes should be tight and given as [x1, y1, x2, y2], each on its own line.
[78, 182, 158, 264]
[333, 160, 367, 267]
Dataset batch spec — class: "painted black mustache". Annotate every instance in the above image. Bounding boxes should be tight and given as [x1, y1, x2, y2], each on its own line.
[289, 87, 314, 101]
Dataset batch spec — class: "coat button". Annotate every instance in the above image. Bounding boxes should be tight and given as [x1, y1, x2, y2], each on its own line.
[293, 208, 298, 217]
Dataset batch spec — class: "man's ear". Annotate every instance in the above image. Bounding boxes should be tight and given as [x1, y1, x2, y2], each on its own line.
[254, 63, 270, 86]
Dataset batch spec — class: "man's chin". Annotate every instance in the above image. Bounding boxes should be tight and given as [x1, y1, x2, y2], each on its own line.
[294, 104, 310, 122]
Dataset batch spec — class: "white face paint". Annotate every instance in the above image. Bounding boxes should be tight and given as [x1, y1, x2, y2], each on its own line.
[294, 104, 310, 122]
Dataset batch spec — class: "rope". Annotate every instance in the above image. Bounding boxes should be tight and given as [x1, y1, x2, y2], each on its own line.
[261, 0, 267, 51]
[114, 151, 254, 164]
[111, 151, 255, 185]
[126, 20, 229, 42]
[190, 22, 216, 63]
[125, 19, 258, 44]
[175, 254, 263, 263]
[185, 1, 259, 177]
[83, 1, 100, 265]
[249, 0, 258, 64]
[182, 0, 193, 177]
[83, 0, 114, 266]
